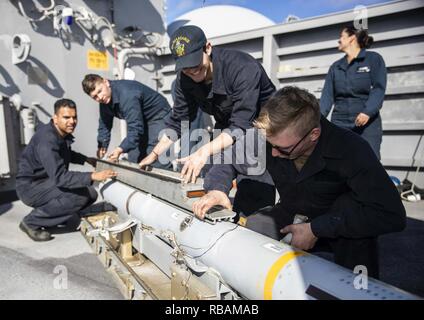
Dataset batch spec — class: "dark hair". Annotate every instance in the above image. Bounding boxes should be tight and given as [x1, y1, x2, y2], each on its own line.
[254, 86, 320, 137]
[342, 25, 374, 49]
[54, 98, 76, 114]
[82, 74, 103, 95]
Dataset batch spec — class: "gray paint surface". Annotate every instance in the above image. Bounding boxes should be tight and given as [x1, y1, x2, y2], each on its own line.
[0, 0, 166, 159]
[0, 0, 423, 299]
[0, 198, 123, 300]
[155, 0, 424, 185]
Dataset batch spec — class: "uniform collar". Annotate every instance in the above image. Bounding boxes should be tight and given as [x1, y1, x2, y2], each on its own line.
[109, 80, 120, 104]
[357, 48, 367, 60]
[320, 117, 344, 159]
[295, 117, 342, 183]
[337, 48, 367, 70]
[210, 48, 226, 95]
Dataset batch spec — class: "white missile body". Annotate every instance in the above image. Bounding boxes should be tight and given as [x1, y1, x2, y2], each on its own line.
[100, 180, 419, 300]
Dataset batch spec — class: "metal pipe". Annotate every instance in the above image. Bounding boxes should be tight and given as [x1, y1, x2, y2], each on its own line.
[117, 47, 160, 79]
[100, 180, 419, 300]
[0, 97, 11, 177]
[33, 0, 55, 11]
[17, 0, 53, 22]
[116, 47, 163, 143]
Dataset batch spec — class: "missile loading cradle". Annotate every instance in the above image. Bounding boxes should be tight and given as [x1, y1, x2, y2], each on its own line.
[79, 159, 419, 300]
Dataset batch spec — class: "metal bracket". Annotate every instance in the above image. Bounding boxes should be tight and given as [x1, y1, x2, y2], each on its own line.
[204, 207, 236, 224]
[170, 264, 217, 300]
[97, 159, 237, 224]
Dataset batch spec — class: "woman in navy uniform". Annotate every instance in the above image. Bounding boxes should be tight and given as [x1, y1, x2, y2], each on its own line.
[320, 25, 387, 159]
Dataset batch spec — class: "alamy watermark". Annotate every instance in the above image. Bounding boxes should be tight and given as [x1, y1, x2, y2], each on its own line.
[353, 265, 368, 290]
[53, 265, 68, 290]
[156, 122, 268, 176]
[354, 5, 368, 30]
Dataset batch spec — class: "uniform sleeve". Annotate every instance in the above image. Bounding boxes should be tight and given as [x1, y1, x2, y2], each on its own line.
[119, 96, 144, 153]
[362, 54, 387, 117]
[227, 64, 262, 138]
[204, 131, 267, 193]
[97, 105, 113, 149]
[319, 65, 335, 117]
[310, 138, 406, 239]
[37, 139, 92, 188]
[165, 75, 199, 140]
[204, 163, 237, 194]
[70, 150, 87, 165]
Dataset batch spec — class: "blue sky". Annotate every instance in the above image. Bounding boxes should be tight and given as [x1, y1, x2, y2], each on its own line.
[166, 0, 392, 24]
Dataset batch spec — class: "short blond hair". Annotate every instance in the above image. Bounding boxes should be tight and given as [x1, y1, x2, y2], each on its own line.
[254, 86, 320, 137]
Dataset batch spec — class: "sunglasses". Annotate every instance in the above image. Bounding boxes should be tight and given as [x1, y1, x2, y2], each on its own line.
[271, 127, 314, 156]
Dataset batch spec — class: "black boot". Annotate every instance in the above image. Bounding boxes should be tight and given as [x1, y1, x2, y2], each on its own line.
[19, 221, 53, 242]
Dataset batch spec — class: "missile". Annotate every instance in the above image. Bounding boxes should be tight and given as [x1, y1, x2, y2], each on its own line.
[99, 172, 419, 300]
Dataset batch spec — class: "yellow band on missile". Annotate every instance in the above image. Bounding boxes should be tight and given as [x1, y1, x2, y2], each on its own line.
[264, 251, 305, 300]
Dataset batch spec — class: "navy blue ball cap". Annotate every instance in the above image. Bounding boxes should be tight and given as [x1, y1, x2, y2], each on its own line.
[169, 25, 207, 71]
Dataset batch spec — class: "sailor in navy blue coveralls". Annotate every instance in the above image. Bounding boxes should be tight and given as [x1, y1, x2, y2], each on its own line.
[16, 120, 98, 230]
[320, 48, 387, 159]
[199, 88, 405, 278]
[165, 47, 277, 215]
[16, 99, 117, 241]
[140, 25, 277, 215]
[97, 80, 171, 165]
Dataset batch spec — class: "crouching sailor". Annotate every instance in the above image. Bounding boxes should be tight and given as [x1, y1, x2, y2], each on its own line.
[16, 98, 117, 241]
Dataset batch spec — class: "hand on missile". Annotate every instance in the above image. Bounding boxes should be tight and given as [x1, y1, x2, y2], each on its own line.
[107, 147, 123, 162]
[192, 190, 232, 219]
[355, 113, 370, 127]
[177, 150, 209, 184]
[280, 223, 318, 250]
[91, 169, 117, 182]
[97, 147, 107, 159]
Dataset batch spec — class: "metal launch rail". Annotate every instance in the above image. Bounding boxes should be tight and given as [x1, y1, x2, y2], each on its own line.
[95, 159, 236, 224]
